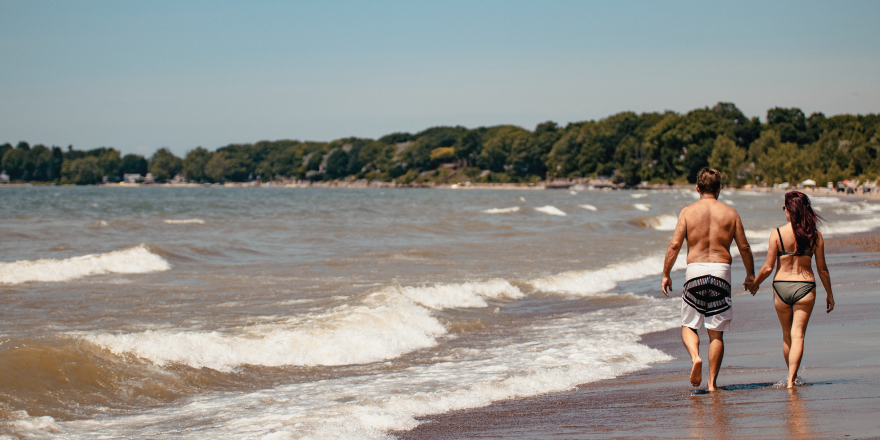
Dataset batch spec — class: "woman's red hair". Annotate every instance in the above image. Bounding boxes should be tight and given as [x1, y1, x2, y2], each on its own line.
[785, 191, 823, 255]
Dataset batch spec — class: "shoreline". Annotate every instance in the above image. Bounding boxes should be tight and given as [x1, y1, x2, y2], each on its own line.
[3, 181, 880, 200]
[394, 231, 880, 440]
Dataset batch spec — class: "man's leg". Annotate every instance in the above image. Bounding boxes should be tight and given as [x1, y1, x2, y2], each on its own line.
[706, 329, 724, 391]
[681, 326, 702, 387]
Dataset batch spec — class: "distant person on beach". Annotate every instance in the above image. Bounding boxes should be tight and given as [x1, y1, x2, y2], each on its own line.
[748, 191, 834, 388]
[661, 167, 755, 391]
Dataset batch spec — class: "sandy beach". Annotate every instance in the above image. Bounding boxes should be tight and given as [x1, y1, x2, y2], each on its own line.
[395, 232, 880, 440]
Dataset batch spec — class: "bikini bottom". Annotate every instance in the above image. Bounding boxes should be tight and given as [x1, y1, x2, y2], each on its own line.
[773, 281, 816, 306]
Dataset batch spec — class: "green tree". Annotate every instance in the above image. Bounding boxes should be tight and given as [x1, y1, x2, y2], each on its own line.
[324, 148, 350, 179]
[205, 151, 232, 183]
[478, 125, 528, 172]
[149, 148, 183, 182]
[183, 147, 212, 182]
[121, 154, 149, 176]
[708, 136, 748, 186]
[64, 156, 102, 184]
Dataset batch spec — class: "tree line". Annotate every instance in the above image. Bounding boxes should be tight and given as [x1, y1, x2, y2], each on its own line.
[3, 102, 879, 186]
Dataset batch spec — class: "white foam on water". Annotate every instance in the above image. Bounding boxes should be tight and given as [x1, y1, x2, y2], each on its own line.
[578, 204, 598, 211]
[631, 193, 648, 198]
[399, 279, 523, 310]
[519, 196, 526, 202]
[529, 254, 686, 295]
[569, 190, 577, 195]
[48, 297, 679, 440]
[633, 203, 651, 211]
[483, 207, 520, 214]
[723, 200, 735, 205]
[822, 216, 880, 235]
[0, 245, 171, 285]
[647, 214, 678, 231]
[81, 280, 522, 371]
[534, 205, 566, 216]
[163, 219, 206, 224]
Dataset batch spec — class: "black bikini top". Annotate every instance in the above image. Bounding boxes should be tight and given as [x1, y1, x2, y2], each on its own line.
[776, 228, 814, 257]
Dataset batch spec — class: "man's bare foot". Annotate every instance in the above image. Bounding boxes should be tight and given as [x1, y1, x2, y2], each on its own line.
[690, 358, 702, 387]
[707, 381, 717, 392]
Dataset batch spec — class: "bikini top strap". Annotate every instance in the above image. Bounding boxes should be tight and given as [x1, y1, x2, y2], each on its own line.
[776, 228, 785, 253]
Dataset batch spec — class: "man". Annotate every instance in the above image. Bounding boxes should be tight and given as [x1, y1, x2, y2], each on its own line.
[661, 167, 755, 391]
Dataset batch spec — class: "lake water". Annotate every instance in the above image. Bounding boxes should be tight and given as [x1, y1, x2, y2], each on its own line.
[1, 186, 878, 439]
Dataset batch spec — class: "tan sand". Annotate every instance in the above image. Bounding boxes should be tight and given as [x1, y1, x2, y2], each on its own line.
[394, 234, 880, 440]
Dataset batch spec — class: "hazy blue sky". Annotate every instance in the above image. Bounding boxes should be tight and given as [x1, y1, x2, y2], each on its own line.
[2, 1, 879, 156]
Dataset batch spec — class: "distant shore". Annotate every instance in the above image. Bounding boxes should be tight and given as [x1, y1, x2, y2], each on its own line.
[3, 180, 880, 201]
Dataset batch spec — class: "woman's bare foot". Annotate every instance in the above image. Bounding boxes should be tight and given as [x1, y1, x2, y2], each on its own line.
[787, 377, 796, 389]
[690, 358, 702, 387]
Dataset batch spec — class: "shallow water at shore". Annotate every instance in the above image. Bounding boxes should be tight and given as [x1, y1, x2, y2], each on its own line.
[1, 187, 878, 438]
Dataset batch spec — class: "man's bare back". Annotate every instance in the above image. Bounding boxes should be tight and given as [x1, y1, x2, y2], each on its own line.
[662, 192, 754, 294]
[682, 198, 744, 265]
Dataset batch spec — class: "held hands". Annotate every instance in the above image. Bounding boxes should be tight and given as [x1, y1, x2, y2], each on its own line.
[744, 274, 758, 295]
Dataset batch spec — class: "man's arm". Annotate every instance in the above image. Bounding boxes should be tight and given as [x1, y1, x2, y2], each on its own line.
[661, 210, 687, 297]
[732, 213, 755, 293]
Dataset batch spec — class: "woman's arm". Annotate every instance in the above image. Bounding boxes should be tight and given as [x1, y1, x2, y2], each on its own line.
[750, 230, 779, 294]
[814, 232, 834, 312]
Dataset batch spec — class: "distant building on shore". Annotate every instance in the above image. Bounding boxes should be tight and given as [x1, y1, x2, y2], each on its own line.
[123, 173, 143, 184]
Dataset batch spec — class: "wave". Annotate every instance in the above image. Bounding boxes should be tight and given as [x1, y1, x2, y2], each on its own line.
[48, 298, 679, 439]
[81, 280, 521, 371]
[163, 219, 206, 224]
[534, 206, 566, 216]
[578, 204, 598, 211]
[529, 254, 686, 295]
[633, 203, 651, 211]
[483, 207, 520, 214]
[631, 193, 648, 198]
[399, 279, 523, 309]
[0, 245, 171, 285]
[643, 214, 678, 231]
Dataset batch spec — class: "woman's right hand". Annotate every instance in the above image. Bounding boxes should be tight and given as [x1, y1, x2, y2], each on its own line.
[826, 294, 835, 313]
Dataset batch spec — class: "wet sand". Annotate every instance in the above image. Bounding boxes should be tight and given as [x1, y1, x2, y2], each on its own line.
[395, 234, 880, 440]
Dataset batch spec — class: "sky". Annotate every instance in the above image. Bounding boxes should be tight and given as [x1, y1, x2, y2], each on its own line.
[2, 1, 879, 157]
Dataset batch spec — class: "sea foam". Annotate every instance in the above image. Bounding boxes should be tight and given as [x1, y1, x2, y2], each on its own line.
[529, 254, 686, 295]
[53, 297, 679, 440]
[578, 204, 598, 211]
[0, 245, 171, 285]
[399, 279, 523, 309]
[633, 203, 651, 211]
[163, 219, 206, 224]
[483, 207, 520, 214]
[82, 280, 522, 371]
[645, 214, 678, 231]
[534, 206, 566, 216]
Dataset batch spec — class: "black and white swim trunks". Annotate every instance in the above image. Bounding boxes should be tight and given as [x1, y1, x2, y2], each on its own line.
[681, 263, 732, 332]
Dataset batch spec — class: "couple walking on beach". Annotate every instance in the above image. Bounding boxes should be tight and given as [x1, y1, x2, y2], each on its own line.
[661, 167, 835, 391]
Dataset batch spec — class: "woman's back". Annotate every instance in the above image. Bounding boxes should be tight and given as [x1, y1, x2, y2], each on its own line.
[774, 223, 819, 282]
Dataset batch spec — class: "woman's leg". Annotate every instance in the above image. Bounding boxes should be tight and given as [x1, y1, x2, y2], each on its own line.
[774, 291, 794, 369]
[786, 292, 815, 388]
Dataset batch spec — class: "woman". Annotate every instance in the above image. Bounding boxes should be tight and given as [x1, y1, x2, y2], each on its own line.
[750, 191, 834, 388]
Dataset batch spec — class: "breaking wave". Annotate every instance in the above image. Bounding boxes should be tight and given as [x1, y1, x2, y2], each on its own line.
[81, 280, 522, 371]
[529, 254, 686, 295]
[0, 245, 171, 285]
[163, 219, 206, 224]
[534, 206, 566, 216]
[483, 207, 520, 214]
